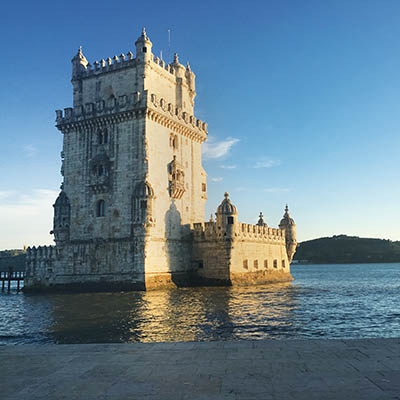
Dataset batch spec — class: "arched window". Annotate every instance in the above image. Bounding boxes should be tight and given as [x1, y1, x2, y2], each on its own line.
[97, 131, 103, 144]
[97, 129, 109, 145]
[96, 200, 105, 217]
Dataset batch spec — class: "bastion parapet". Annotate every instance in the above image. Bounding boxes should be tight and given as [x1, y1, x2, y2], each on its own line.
[193, 221, 285, 242]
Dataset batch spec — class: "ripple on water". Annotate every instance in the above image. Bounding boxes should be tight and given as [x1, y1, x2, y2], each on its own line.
[1, 263, 400, 344]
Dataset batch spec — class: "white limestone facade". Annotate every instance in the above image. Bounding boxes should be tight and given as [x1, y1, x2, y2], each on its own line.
[25, 29, 296, 291]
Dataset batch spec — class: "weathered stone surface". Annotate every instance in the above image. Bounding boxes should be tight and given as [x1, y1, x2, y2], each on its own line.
[25, 29, 297, 292]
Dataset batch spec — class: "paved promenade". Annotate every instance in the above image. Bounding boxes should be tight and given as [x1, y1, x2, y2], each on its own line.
[1, 338, 400, 399]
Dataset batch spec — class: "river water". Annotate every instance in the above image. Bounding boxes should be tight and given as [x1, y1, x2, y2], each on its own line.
[1, 263, 400, 345]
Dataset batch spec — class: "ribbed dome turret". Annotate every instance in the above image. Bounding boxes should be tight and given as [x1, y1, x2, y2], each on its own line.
[279, 205, 295, 227]
[216, 192, 238, 215]
[135, 27, 152, 46]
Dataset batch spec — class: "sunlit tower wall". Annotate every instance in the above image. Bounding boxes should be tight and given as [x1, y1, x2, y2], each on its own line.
[28, 29, 208, 290]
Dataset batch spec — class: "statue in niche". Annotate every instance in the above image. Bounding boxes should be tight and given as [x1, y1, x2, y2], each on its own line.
[89, 153, 111, 193]
[168, 156, 185, 200]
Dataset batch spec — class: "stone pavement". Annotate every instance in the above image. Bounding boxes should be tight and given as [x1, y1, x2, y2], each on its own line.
[1, 338, 400, 399]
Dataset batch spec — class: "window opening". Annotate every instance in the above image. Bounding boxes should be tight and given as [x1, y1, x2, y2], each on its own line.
[96, 200, 105, 217]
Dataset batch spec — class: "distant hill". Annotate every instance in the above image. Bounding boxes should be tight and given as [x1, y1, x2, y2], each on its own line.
[0, 249, 26, 271]
[293, 235, 400, 264]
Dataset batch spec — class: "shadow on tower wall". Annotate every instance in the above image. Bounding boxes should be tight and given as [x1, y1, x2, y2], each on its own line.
[164, 200, 194, 287]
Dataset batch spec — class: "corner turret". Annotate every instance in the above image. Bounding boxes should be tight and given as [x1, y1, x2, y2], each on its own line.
[279, 205, 297, 263]
[72, 46, 89, 78]
[257, 212, 267, 227]
[50, 191, 71, 245]
[135, 27, 153, 63]
[172, 53, 186, 76]
[185, 62, 196, 106]
[215, 192, 238, 237]
[71, 47, 89, 107]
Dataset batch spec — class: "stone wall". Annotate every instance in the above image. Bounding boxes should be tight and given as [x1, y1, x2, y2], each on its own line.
[24, 30, 295, 292]
[192, 221, 293, 285]
[25, 240, 146, 291]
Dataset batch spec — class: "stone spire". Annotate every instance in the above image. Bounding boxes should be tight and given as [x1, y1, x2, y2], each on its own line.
[71, 46, 89, 78]
[257, 212, 267, 226]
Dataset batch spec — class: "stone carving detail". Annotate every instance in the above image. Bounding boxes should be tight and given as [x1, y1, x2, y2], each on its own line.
[168, 156, 185, 200]
[26, 29, 297, 292]
[90, 153, 111, 193]
[51, 191, 71, 243]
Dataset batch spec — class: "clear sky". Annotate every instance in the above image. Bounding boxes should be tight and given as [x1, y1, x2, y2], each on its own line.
[1, 0, 400, 249]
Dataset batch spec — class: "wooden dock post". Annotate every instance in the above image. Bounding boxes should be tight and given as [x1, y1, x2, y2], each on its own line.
[0, 267, 24, 292]
[7, 267, 12, 292]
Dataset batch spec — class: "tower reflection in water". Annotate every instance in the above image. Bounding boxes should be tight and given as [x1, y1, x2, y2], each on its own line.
[46, 284, 298, 344]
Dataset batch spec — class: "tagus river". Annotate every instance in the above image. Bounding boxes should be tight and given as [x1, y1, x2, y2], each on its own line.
[1, 263, 400, 345]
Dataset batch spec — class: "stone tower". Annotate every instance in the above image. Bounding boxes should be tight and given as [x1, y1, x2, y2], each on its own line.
[25, 29, 296, 292]
[28, 29, 208, 290]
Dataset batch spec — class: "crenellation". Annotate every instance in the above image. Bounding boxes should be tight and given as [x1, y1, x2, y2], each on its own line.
[193, 219, 285, 244]
[56, 91, 145, 126]
[75, 46, 179, 81]
[26, 28, 296, 292]
[26, 245, 57, 263]
[57, 91, 208, 134]
[148, 94, 208, 135]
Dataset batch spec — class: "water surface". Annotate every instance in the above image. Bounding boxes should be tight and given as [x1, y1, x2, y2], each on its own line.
[1, 263, 399, 344]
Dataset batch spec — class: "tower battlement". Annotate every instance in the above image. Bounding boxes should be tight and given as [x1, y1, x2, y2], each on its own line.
[73, 52, 192, 79]
[55, 91, 207, 140]
[192, 221, 285, 242]
[56, 91, 145, 127]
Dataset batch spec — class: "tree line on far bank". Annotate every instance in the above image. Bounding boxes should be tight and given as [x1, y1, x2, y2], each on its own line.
[293, 235, 400, 264]
[0, 249, 25, 271]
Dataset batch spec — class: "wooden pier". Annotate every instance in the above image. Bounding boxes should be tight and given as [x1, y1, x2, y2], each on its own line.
[0, 267, 24, 292]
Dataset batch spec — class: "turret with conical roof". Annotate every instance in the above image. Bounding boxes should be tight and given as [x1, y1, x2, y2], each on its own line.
[279, 205, 297, 262]
[135, 27, 153, 63]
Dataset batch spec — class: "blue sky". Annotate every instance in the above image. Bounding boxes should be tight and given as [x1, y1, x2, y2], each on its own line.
[1, 0, 400, 249]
